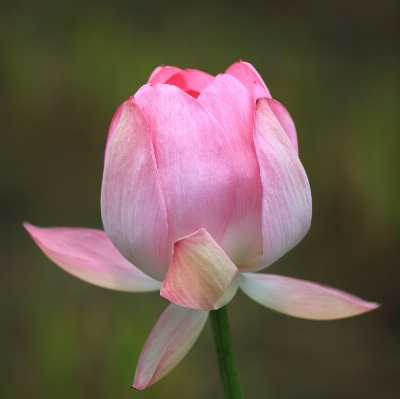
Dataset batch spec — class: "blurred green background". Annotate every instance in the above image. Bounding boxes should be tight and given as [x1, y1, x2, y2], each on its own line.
[1, 1, 399, 398]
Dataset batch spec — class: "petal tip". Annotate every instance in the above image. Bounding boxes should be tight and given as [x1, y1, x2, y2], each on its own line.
[23, 221, 36, 233]
[362, 301, 381, 312]
[131, 380, 147, 390]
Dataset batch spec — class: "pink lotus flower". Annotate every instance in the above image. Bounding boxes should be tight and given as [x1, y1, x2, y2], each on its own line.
[24, 61, 378, 390]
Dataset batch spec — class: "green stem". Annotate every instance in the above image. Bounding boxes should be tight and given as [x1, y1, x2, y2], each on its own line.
[210, 306, 244, 399]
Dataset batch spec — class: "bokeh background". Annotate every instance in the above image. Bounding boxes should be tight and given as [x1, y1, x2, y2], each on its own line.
[1, 1, 399, 398]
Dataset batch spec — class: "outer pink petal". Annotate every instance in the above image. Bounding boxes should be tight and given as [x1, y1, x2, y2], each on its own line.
[240, 273, 379, 320]
[161, 229, 240, 310]
[148, 65, 182, 84]
[133, 304, 208, 389]
[254, 97, 312, 270]
[135, 84, 238, 248]
[164, 69, 214, 94]
[197, 74, 263, 266]
[24, 223, 162, 291]
[101, 97, 170, 281]
[225, 60, 272, 99]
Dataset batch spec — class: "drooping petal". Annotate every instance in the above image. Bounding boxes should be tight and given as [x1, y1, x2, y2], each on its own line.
[133, 304, 208, 390]
[164, 69, 214, 95]
[254, 97, 312, 270]
[197, 74, 263, 266]
[265, 97, 298, 153]
[135, 84, 238, 248]
[225, 61, 271, 99]
[101, 97, 170, 281]
[148, 65, 182, 84]
[161, 228, 240, 310]
[240, 273, 379, 320]
[24, 223, 162, 291]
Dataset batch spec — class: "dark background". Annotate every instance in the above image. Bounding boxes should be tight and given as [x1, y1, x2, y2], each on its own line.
[1, 1, 399, 398]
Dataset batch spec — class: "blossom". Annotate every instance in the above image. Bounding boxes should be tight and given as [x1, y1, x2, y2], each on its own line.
[24, 61, 378, 390]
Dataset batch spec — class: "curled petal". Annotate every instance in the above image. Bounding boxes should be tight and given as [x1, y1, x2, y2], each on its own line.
[148, 65, 182, 84]
[24, 223, 162, 291]
[164, 69, 214, 94]
[225, 61, 271, 99]
[254, 97, 312, 270]
[133, 304, 208, 389]
[240, 273, 379, 320]
[161, 229, 240, 310]
[101, 97, 170, 281]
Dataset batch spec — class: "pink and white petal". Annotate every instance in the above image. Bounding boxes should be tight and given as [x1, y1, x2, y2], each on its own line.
[254, 97, 312, 270]
[148, 65, 182, 84]
[135, 84, 237, 247]
[266, 98, 298, 153]
[101, 97, 170, 281]
[240, 273, 379, 319]
[133, 303, 208, 389]
[164, 69, 215, 94]
[24, 223, 162, 291]
[225, 61, 271, 99]
[197, 74, 263, 266]
[161, 229, 240, 310]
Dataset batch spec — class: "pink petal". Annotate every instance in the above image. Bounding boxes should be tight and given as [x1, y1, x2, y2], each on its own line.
[134, 84, 238, 248]
[225, 61, 272, 99]
[148, 65, 182, 84]
[101, 97, 170, 281]
[240, 273, 379, 320]
[254, 97, 312, 270]
[161, 229, 240, 310]
[253, 81, 271, 100]
[265, 97, 298, 153]
[164, 69, 215, 94]
[104, 101, 124, 161]
[24, 223, 162, 291]
[133, 304, 208, 389]
[197, 74, 263, 266]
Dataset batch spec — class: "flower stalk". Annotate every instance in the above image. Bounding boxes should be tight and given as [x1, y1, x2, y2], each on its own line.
[210, 306, 244, 399]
